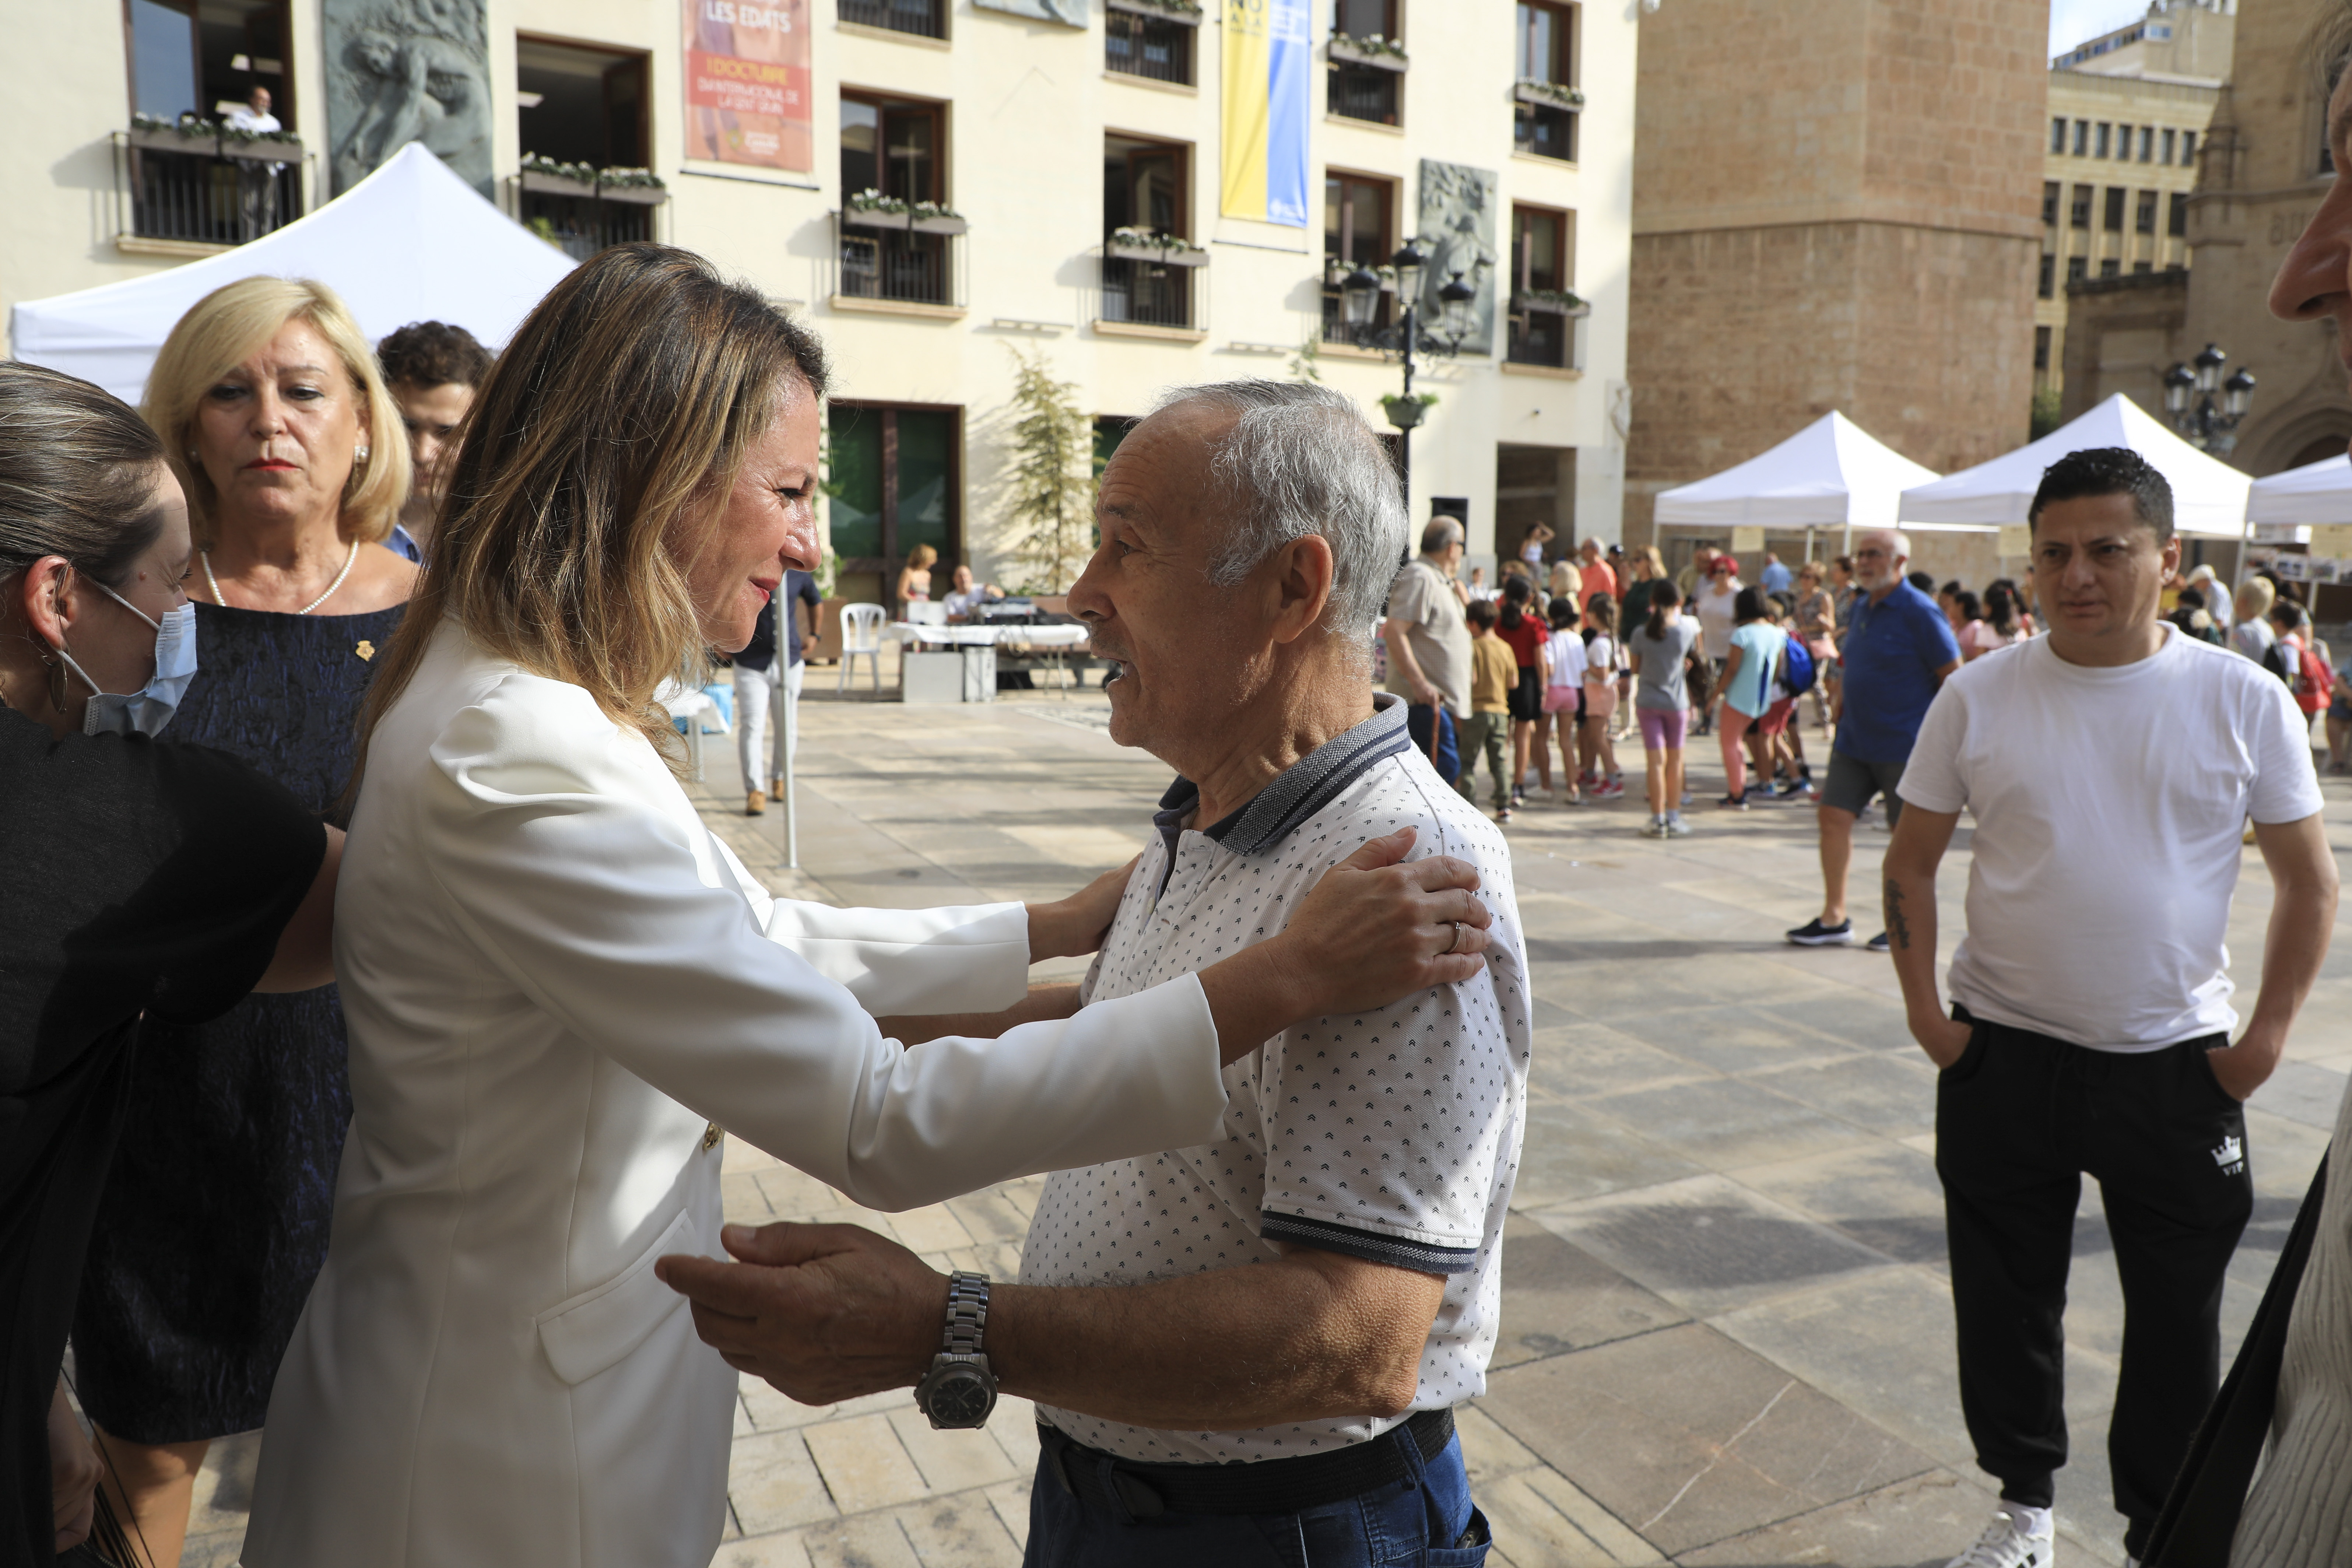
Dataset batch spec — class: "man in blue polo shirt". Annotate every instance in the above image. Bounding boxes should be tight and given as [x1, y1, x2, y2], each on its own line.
[1787, 527, 1959, 950]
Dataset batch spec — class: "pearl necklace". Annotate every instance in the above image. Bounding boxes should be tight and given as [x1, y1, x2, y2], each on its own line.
[202, 538, 358, 615]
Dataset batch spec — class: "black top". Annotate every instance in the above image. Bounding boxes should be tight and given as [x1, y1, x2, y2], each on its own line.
[75, 600, 399, 1445]
[0, 704, 323, 1568]
[737, 570, 823, 672]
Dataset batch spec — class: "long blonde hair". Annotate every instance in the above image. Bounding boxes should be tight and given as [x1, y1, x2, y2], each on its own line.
[141, 275, 410, 547]
[354, 244, 829, 781]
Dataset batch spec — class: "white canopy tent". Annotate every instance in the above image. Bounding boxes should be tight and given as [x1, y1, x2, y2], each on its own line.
[10, 144, 572, 405]
[2246, 452, 2352, 525]
[1898, 393, 2253, 539]
[1651, 411, 1943, 542]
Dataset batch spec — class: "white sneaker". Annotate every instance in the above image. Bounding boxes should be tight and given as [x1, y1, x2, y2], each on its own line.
[1945, 1507, 2054, 1568]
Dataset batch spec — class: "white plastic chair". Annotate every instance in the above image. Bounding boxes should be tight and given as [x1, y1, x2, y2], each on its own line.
[838, 601, 887, 692]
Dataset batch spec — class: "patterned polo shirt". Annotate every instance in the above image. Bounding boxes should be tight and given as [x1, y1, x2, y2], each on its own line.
[1018, 694, 1531, 1464]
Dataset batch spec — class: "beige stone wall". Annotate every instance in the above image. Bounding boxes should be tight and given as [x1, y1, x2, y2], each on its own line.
[2056, 271, 2190, 420]
[1625, 0, 2044, 548]
[1624, 221, 2036, 545]
[1632, 0, 2043, 240]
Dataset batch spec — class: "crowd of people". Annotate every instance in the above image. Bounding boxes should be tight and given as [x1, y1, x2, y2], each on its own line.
[1389, 524, 2351, 842]
[6, 67, 2352, 1568]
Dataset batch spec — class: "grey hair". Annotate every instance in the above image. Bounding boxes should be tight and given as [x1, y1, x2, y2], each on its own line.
[1420, 518, 1463, 555]
[1860, 526, 1913, 561]
[1146, 379, 1408, 642]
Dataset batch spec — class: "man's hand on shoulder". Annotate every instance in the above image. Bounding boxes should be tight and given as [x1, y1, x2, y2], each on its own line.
[657, 1223, 944, 1406]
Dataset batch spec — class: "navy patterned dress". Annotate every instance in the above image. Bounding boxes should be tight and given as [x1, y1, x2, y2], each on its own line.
[74, 598, 404, 1442]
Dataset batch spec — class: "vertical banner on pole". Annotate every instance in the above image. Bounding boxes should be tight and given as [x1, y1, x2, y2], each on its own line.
[1220, 0, 1311, 228]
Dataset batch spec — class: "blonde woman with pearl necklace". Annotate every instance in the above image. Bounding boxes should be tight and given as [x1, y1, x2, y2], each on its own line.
[70, 275, 416, 1568]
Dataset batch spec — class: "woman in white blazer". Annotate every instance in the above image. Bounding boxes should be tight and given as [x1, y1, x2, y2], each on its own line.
[242, 246, 1492, 1568]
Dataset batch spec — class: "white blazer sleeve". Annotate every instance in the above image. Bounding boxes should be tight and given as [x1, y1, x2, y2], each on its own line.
[418, 677, 1229, 1211]
[713, 834, 1032, 1015]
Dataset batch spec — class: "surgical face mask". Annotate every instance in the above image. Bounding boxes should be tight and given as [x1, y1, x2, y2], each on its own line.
[52, 580, 199, 737]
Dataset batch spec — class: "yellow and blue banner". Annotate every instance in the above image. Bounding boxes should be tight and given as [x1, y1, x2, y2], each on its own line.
[1220, 0, 1311, 227]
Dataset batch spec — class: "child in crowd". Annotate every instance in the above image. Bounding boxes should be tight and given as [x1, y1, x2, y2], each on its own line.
[1542, 599, 1587, 806]
[1758, 595, 1812, 800]
[1628, 580, 1698, 837]
[1496, 576, 1552, 805]
[1463, 599, 1518, 821]
[1579, 595, 1625, 799]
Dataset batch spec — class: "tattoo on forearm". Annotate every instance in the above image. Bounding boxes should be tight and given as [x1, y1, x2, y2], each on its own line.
[1884, 879, 1911, 950]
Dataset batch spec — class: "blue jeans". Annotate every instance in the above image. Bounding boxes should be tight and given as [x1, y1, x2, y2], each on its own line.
[1023, 1428, 1491, 1568]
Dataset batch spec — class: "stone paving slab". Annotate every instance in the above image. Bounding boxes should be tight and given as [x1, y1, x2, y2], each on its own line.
[169, 685, 2350, 1568]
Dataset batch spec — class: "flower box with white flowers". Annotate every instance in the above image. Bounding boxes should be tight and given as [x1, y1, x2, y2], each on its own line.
[127, 113, 220, 154]
[1512, 288, 1590, 318]
[1107, 227, 1209, 267]
[1328, 32, 1408, 71]
[909, 201, 968, 235]
[843, 190, 912, 230]
[1513, 79, 1584, 110]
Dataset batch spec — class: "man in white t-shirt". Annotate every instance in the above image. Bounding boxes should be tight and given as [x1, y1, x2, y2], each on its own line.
[1882, 448, 2338, 1568]
[222, 87, 285, 240]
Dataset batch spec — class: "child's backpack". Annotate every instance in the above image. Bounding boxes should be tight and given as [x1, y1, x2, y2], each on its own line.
[1782, 632, 1817, 697]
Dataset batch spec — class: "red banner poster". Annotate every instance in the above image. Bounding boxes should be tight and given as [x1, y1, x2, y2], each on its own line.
[682, 0, 811, 173]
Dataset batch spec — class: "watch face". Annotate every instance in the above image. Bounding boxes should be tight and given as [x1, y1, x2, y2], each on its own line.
[926, 1369, 995, 1428]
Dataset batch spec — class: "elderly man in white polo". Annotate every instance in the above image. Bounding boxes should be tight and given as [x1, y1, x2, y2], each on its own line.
[660, 380, 1530, 1567]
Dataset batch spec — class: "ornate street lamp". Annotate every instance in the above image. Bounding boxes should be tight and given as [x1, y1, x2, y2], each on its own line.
[2160, 343, 2257, 455]
[1329, 235, 1485, 505]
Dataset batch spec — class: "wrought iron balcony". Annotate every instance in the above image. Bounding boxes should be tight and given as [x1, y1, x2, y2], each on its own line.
[834, 209, 967, 309]
[839, 0, 946, 38]
[113, 126, 309, 248]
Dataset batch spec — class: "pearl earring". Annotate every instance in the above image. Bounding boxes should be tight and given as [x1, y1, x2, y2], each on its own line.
[356, 446, 370, 462]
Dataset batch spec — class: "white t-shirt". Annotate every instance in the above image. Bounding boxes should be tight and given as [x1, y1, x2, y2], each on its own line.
[1547, 628, 1587, 688]
[1694, 581, 1741, 659]
[1898, 627, 2324, 1051]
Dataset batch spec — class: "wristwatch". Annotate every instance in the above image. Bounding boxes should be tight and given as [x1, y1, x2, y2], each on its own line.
[913, 1271, 996, 1430]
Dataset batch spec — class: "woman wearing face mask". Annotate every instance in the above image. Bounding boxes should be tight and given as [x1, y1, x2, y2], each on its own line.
[67, 276, 415, 1565]
[0, 362, 338, 1562]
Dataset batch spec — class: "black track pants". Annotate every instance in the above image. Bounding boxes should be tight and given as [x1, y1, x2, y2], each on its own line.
[1935, 1007, 2252, 1551]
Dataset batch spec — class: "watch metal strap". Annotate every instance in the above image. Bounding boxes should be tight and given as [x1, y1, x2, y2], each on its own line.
[941, 1270, 989, 1357]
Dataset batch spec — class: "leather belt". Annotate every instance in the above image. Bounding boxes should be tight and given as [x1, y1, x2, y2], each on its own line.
[1037, 1407, 1456, 1519]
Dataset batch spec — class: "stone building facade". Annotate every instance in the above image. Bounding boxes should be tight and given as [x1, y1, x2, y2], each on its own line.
[2037, 71, 2220, 394]
[1622, 0, 2044, 566]
[2057, 0, 2352, 476]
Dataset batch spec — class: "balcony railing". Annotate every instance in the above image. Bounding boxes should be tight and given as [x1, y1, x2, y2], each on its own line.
[832, 211, 966, 308]
[1107, 13, 1194, 84]
[113, 130, 309, 248]
[1506, 293, 1586, 370]
[1328, 64, 1399, 125]
[839, 0, 945, 38]
[1101, 256, 1193, 329]
[520, 193, 655, 262]
[1513, 102, 1577, 162]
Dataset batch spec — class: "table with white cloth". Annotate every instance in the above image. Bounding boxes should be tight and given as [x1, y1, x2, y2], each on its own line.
[889, 621, 1090, 702]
